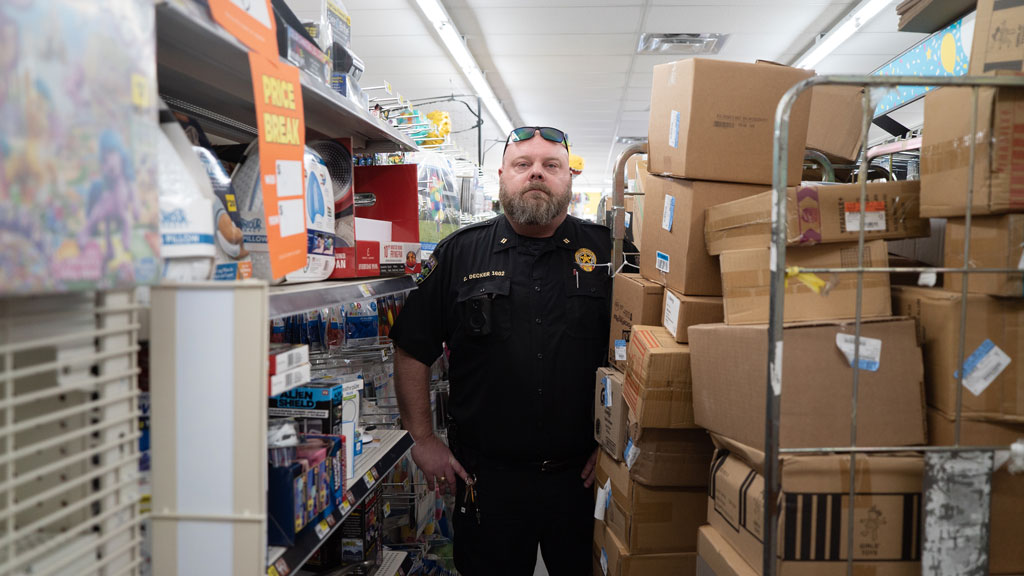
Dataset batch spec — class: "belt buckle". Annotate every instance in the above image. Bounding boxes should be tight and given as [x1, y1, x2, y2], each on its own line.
[540, 459, 555, 473]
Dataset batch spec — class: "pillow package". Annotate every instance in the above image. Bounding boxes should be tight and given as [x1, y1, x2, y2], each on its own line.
[231, 144, 336, 283]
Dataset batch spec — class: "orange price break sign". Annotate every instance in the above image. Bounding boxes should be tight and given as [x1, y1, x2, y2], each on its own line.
[249, 53, 308, 280]
[209, 0, 278, 59]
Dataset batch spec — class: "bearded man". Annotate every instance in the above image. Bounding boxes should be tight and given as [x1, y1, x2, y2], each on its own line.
[389, 127, 612, 576]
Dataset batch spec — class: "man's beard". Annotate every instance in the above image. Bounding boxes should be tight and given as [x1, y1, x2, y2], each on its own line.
[499, 179, 571, 226]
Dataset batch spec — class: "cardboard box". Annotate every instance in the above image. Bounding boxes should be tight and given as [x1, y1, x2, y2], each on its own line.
[639, 173, 767, 296]
[594, 522, 698, 576]
[596, 367, 629, 461]
[269, 377, 362, 436]
[705, 181, 928, 255]
[688, 319, 927, 449]
[624, 194, 643, 253]
[920, 86, 1024, 217]
[625, 414, 714, 488]
[609, 274, 665, 370]
[892, 286, 1024, 422]
[887, 218, 946, 268]
[596, 450, 706, 554]
[928, 410, 1024, 575]
[719, 240, 892, 325]
[625, 325, 696, 429]
[708, 435, 923, 576]
[697, 524, 755, 576]
[648, 59, 812, 186]
[970, 0, 1024, 74]
[352, 164, 421, 277]
[662, 289, 723, 343]
[806, 85, 865, 162]
[944, 214, 1024, 298]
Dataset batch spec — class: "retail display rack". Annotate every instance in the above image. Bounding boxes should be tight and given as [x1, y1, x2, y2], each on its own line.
[149, 2, 421, 575]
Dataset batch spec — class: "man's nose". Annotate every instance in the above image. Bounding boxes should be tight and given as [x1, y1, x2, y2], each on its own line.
[529, 163, 544, 179]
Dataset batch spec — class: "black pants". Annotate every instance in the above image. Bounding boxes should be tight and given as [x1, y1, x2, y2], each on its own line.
[452, 460, 594, 576]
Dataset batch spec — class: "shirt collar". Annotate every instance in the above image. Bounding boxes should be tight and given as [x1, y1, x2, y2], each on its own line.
[492, 215, 578, 253]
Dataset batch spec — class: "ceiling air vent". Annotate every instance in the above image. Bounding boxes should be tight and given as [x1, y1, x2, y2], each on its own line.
[637, 33, 727, 55]
[615, 136, 648, 145]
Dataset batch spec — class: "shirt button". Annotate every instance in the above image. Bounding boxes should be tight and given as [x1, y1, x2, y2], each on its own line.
[534, 286, 541, 292]
[535, 318, 542, 324]
[536, 353, 543, 359]
[479, 288, 485, 293]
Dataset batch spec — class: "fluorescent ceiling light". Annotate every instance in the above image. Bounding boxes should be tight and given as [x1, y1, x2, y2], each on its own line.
[636, 33, 727, 55]
[413, 0, 515, 135]
[793, 0, 893, 70]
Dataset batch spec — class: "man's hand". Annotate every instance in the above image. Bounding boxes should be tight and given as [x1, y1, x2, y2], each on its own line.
[411, 434, 469, 495]
[581, 447, 599, 488]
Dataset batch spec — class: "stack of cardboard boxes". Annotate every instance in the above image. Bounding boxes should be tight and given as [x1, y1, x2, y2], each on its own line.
[900, 4, 1024, 569]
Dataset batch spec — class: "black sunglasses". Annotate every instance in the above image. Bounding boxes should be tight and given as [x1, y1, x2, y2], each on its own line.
[503, 126, 570, 156]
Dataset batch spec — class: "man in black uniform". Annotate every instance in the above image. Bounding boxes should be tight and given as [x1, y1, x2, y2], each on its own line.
[389, 127, 611, 575]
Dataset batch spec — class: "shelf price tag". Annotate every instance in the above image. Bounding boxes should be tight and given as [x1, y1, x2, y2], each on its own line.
[315, 519, 330, 540]
[209, 0, 278, 59]
[248, 54, 308, 279]
[341, 499, 352, 514]
[364, 470, 376, 485]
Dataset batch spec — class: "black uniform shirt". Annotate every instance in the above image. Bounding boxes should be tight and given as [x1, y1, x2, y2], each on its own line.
[390, 214, 612, 462]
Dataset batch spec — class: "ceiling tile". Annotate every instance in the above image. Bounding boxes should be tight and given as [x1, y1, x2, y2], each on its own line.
[492, 55, 633, 76]
[347, 9, 431, 36]
[486, 34, 636, 56]
[352, 35, 447, 58]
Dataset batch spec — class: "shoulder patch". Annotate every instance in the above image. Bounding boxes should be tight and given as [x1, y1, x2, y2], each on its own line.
[413, 254, 438, 285]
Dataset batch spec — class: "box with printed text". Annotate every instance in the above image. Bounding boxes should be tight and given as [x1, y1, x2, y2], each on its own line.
[609, 274, 665, 370]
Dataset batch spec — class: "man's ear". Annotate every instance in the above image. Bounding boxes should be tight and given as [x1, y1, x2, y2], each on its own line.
[498, 168, 503, 177]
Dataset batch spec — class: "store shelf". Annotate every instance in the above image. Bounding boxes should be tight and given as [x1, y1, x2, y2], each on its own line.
[155, 0, 417, 150]
[267, 430, 414, 576]
[378, 549, 410, 576]
[269, 275, 417, 319]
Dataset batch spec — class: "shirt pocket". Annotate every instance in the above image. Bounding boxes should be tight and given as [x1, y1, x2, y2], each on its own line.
[565, 270, 610, 338]
[454, 276, 512, 341]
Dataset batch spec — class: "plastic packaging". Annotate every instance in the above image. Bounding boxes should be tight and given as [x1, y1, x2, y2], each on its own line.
[284, 148, 336, 283]
[194, 147, 253, 279]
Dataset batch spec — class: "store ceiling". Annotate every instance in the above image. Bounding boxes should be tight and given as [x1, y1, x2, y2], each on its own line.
[346, 0, 928, 192]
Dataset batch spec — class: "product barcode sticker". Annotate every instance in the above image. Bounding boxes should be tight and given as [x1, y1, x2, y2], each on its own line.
[315, 519, 330, 539]
[614, 340, 627, 361]
[663, 290, 680, 338]
[956, 339, 1012, 397]
[655, 251, 670, 274]
[594, 479, 610, 521]
[600, 548, 609, 576]
[603, 377, 613, 407]
[844, 201, 886, 232]
[669, 110, 680, 148]
[662, 195, 675, 232]
[835, 334, 882, 372]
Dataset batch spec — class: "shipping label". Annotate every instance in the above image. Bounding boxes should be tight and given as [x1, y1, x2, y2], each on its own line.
[669, 110, 680, 148]
[956, 339, 1011, 397]
[655, 251, 670, 273]
[844, 201, 887, 232]
[662, 195, 675, 231]
[663, 290, 680, 338]
[835, 334, 882, 372]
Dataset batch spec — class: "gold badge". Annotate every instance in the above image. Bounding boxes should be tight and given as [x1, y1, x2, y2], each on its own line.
[574, 248, 597, 272]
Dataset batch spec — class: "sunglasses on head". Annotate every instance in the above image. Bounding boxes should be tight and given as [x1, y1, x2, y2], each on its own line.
[503, 126, 570, 156]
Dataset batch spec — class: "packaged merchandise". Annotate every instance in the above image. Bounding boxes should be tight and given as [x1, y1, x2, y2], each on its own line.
[309, 139, 358, 279]
[609, 273, 665, 370]
[593, 521, 697, 576]
[269, 377, 362, 436]
[624, 415, 714, 488]
[193, 147, 254, 280]
[719, 240, 891, 325]
[970, 0, 1024, 75]
[928, 410, 1024, 574]
[352, 165, 421, 277]
[285, 149, 336, 283]
[596, 450, 705, 554]
[307, 487, 383, 574]
[624, 325, 695, 429]
[648, 59, 812, 186]
[805, 85, 865, 162]
[232, 145, 335, 282]
[920, 85, 1024, 217]
[639, 172, 766, 296]
[893, 286, 1024, 422]
[156, 112, 215, 282]
[944, 214, 1024, 297]
[661, 289, 722, 344]
[688, 319, 927, 449]
[595, 367, 628, 461]
[269, 362, 312, 397]
[0, 0, 160, 294]
[707, 435, 924, 576]
[705, 181, 928, 255]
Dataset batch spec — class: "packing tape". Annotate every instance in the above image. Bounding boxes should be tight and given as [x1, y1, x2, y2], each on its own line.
[920, 136, 986, 174]
[785, 267, 828, 294]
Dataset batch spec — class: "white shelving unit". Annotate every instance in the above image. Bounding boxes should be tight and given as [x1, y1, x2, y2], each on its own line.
[0, 290, 144, 576]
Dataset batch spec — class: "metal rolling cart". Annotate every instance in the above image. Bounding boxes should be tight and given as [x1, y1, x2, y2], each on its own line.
[762, 74, 1024, 576]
